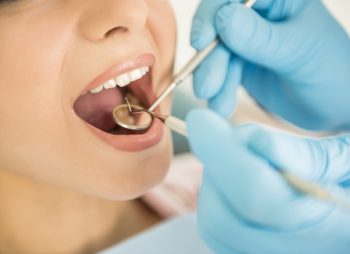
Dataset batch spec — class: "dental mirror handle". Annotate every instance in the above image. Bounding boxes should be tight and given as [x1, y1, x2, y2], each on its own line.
[281, 171, 350, 214]
[164, 116, 188, 137]
[148, 0, 257, 112]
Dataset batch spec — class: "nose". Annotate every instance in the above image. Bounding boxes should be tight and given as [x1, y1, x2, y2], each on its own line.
[79, 0, 149, 42]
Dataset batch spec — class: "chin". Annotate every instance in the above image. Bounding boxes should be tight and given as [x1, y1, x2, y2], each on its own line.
[74, 128, 173, 201]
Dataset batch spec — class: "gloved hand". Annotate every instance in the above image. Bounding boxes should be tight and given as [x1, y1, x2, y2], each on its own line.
[191, 0, 350, 131]
[187, 108, 350, 254]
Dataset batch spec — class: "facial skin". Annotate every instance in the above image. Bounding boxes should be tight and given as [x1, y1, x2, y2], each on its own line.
[0, 0, 176, 200]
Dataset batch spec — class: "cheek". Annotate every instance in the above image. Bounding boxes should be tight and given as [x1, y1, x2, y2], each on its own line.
[148, 0, 177, 46]
[0, 10, 76, 176]
[98, 139, 173, 200]
[147, 0, 177, 80]
[0, 11, 74, 127]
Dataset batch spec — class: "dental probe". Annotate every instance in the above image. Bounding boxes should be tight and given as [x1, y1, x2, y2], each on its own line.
[147, 0, 257, 112]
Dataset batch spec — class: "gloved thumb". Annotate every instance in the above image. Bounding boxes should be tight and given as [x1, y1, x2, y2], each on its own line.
[215, 3, 294, 70]
[186, 108, 232, 166]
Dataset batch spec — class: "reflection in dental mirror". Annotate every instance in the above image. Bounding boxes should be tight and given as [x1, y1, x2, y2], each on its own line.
[112, 104, 153, 131]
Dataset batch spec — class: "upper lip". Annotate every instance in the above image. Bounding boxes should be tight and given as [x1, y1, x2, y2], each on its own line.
[81, 53, 155, 96]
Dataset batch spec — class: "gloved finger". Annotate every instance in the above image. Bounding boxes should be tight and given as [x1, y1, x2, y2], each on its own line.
[252, 0, 308, 21]
[208, 58, 243, 118]
[241, 63, 287, 117]
[186, 108, 232, 166]
[241, 64, 325, 130]
[193, 44, 231, 99]
[248, 128, 350, 183]
[215, 2, 297, 71]
[198, 172, 350, 254]
[191, 0, 241, 50]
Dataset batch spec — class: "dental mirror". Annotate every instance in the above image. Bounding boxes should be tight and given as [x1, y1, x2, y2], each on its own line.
[112, 103, 153, 131]
[113, 98, 187, 136]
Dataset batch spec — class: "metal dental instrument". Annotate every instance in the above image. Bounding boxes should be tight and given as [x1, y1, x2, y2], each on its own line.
[112, 100, 187, 136]
[148, 0, 256, 112]
[147, 39, 218, 112]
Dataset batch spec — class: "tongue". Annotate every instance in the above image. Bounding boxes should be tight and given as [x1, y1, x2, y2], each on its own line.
[74, 88, 124, 131]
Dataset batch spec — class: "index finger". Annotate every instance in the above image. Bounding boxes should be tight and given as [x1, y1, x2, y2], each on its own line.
[191, 0, 240, 50]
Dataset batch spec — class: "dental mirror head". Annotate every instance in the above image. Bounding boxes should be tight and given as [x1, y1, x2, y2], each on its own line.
[112, 104, 153, 131]
[113, 98, 187, 137]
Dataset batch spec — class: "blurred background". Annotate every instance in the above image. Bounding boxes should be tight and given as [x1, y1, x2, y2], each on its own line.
[168, 0, 350, 153]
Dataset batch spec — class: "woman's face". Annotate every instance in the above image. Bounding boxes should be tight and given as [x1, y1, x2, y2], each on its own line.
[0, 0, 176, 200]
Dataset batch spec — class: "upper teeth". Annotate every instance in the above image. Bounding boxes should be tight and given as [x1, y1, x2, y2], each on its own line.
[89, 66, 150, 94]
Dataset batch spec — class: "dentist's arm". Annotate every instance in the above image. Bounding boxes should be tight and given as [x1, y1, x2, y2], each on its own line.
[187, 109, 350, 254]
[191, 0, 350, 131]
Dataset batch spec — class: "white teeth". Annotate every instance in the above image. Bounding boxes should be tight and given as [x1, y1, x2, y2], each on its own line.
[116, 73, 131, 87]
[90, 85, 104, 94]
[103, 79, 117, 89]
[129, 69, 143, 83]
[89, 66, 150, 94]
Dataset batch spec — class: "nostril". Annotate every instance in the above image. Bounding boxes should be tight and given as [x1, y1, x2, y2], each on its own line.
[105, 26, 128, 38]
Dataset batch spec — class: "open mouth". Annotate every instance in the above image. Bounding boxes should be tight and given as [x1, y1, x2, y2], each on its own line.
[74, 67, 153, 135]
[73, 54, 165, 151]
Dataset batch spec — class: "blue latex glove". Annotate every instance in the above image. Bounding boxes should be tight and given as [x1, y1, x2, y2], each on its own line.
[191, 0, 350, 131]
[187, 108, 350, 254]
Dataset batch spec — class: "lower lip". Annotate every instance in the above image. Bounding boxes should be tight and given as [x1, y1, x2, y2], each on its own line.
[88, 117, 164, 152]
